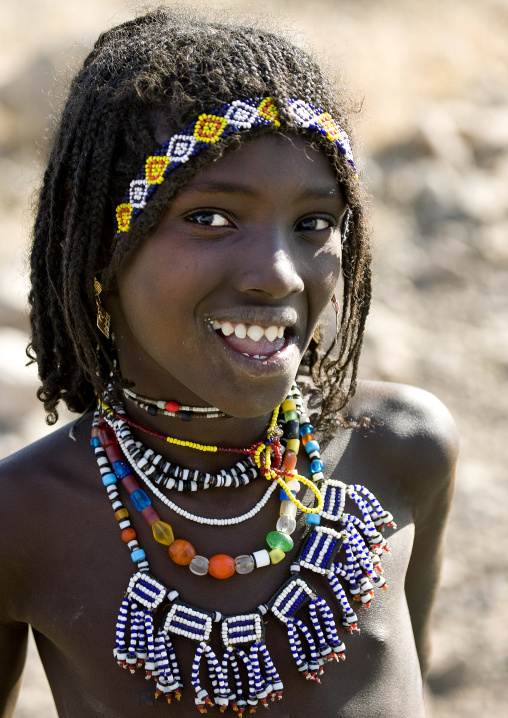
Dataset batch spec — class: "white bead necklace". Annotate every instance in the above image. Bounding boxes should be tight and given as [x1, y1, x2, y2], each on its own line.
[107, 412, 279, 525]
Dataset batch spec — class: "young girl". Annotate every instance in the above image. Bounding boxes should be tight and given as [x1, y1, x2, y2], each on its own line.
[0, 9, 458, 718]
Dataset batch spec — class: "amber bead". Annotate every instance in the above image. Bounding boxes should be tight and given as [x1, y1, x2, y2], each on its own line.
[283, 450, 297, 471]
[301, 432, 315, 446]
[152, 520, 175, 546]
[115, 508, 129, 521]
[208, 554, 235, 579]
[168, 539, 196, 566]
[121, 527, 136, 542]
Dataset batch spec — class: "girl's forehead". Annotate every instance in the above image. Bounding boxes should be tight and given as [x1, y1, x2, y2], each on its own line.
[176, 134, 343, 198]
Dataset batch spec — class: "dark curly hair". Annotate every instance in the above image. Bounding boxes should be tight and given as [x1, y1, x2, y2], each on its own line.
[27, 6, 372, 442]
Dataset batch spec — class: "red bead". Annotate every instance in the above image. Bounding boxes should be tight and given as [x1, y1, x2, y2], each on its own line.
[168, 539, 196, 566]
[121, 528, 136, 542]
[122, 474, 141, 493]
[105, 444, 122, 463]
[98, 426, 117, 447]
[165, 401, 180, 413]
[141, 505, 160, 526]
[283, 450, 297, 471]
[208, 554, 235, 579]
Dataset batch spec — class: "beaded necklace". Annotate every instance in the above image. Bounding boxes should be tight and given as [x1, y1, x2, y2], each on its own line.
[92, 384, 395, 714]
[123, 387, 228, 420]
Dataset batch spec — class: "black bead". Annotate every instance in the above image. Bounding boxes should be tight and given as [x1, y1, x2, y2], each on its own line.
[285, 420, 300, 440]
[181, 411, 192, 421]
[147, 404, 158, 415]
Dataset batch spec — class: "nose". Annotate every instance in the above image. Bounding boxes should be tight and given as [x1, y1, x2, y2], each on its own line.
[233, 228, 305, 300]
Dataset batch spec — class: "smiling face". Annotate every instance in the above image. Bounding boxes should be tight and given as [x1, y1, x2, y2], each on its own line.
[107, 134, 346, 418]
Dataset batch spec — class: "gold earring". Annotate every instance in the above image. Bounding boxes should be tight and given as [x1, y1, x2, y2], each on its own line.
[94, 277, 110, 338]
[312, 324, 320, 344]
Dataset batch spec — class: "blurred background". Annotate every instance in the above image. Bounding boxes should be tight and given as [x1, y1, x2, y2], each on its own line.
[0, 0, 507, 715]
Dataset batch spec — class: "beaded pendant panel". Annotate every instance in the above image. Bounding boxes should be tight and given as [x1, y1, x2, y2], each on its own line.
[125, 571, 167, 611]
[268, 577, 316, 625]
[162, 601, 214, 644]
[220, 613, 265, 648]
[297, 527, 344, 575]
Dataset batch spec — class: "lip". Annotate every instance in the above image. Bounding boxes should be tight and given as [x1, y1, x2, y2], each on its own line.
[205, 314, 301, 374]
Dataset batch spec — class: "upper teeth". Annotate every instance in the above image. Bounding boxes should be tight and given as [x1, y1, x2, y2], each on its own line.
[210, 320, 285, 342]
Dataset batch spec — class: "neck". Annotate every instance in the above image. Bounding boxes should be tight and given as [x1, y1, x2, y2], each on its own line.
[114, 397, 276, 473]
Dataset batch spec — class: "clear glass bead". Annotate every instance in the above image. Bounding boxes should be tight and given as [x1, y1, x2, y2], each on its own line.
[235, 554, 255, 574]
[189, 555, 209, 576]
[279, 500, 298, 518]
[276, 516, 297, 534]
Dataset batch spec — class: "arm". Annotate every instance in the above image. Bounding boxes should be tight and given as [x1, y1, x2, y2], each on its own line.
[401, 392, 459, 679]
[0, 619, 28, 718]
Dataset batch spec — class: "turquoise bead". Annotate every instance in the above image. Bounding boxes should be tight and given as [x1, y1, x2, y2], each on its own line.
[90, 437, 100, 448]
[102, 472, 117, 487]
[130, 488, 151, 511]
[299, 423, 313, 436]
[131, 548, 146, 562]
[306, 513, 321, 525]
[310, 459, 325, 474]
[266, 530, 294, 552]
[305, 440, 320, 454]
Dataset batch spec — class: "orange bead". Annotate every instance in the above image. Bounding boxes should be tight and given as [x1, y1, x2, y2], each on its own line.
[283, 450, 297, 471]
[115, 508, 129, 521]
[121, 527, 136, 542]
[208, 554, 235, 579]
[168, 539, 196, 566]
[301, 432, 315, 446]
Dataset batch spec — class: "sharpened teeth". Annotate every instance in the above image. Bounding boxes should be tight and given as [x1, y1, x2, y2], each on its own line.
[265, 326, 278, 342]
[247, 325, 264, 341]
[209, 319, 287, 342]
[221, 322, 234, 336]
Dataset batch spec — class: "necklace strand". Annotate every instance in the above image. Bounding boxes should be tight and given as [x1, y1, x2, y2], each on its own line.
[92, 381, 396, 713]
[123, 386, 228, 420]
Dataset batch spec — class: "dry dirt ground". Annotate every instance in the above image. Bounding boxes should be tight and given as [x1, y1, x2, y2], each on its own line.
[1, 1, 507, 716]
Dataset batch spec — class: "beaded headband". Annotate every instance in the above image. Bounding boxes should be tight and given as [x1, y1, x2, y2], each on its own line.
[115, 97, 357, 236]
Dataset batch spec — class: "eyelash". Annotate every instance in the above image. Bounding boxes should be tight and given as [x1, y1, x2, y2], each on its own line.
[186, 210, 337, 233]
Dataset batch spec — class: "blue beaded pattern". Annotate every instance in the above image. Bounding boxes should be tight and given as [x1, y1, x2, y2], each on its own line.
[221, 613, 264, 647]
[162, 601, 213, 643]
[297, 527, 344, 575]
[126, 571, 167, 611]
[268, 577, 316, 625]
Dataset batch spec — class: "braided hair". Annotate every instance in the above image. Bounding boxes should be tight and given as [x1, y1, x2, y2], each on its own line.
[28, 7, 372, 442]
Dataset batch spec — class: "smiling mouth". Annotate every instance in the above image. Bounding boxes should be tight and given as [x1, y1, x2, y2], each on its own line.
[208, 319, 292, 360]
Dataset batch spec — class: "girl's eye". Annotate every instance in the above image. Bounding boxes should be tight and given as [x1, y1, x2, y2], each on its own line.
[297, 217, 335, 232]
[187, 211, 232, 227]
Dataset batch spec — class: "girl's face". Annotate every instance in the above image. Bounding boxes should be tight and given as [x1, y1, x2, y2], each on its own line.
[108, 134, 346, 417]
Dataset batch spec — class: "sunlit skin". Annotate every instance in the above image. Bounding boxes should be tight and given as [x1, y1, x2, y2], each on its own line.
[0, 131, 458, 718]
[105, 134, 346, 468]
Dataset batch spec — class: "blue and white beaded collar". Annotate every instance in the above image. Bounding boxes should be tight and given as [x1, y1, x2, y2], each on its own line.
[115, 97, 357, 236]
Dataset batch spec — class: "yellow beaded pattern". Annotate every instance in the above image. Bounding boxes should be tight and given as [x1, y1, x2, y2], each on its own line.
[254, 422, 324, 515]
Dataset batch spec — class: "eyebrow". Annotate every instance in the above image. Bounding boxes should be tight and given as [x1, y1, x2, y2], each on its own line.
[179, 180, 342, 201]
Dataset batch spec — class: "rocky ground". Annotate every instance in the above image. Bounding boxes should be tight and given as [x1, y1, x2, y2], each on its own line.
[1, 1, 507, 716]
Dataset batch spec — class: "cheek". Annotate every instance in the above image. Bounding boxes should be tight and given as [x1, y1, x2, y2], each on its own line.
[308, 245, 342, 310]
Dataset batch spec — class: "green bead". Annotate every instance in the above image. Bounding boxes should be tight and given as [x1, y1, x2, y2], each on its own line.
[266, 530, 294, 552]
[284, 410, 298, 421]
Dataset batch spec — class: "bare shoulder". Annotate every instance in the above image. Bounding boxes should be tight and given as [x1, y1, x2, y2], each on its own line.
[0, 415, 96, 621]
[343, 380, 459, 508]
